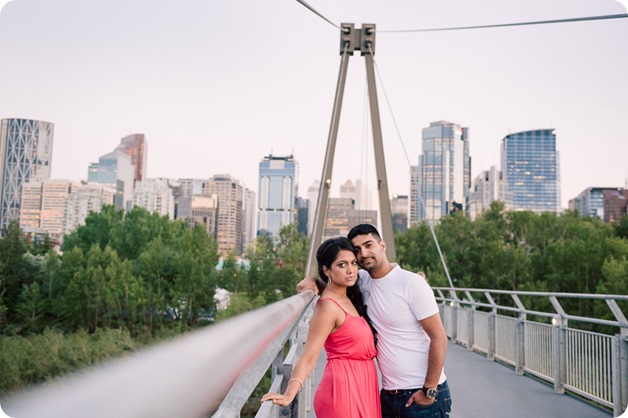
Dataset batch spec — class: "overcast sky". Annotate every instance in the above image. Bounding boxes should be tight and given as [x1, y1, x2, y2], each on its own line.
[0, 0, 627, 210]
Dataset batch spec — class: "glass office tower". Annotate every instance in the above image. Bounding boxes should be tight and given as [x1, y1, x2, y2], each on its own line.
[0, 118, 54, 229]
[501, 129, 561, 213]
[87, 150, 135, 210]
[417, 121, 470, 221]
[257, 154, 298, 239]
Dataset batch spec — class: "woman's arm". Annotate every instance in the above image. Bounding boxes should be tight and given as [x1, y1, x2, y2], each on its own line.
[296, 276, 318, 294]
[261, 300, 338, 406]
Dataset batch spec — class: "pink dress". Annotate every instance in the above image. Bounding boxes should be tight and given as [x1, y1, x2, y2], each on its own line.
[313, 298, 381, 418]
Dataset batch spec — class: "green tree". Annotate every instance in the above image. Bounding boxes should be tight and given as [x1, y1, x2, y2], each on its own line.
[275, 224, 309, 294]
[109, 207, 171, 260]
[0, 221, 29, 327]
[613, 214, 628, 239]
[215, 251, 245, 293]
[62, 205, 124, 253]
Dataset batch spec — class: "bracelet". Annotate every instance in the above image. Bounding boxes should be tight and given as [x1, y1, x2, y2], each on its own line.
[287, 377, 304, 392]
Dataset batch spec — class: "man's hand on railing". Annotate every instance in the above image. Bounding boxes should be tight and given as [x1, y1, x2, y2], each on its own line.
[296, 276, 318, 295]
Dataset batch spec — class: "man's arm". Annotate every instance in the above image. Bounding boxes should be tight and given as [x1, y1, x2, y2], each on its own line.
[420, 312, 447, 389]
[406, 312, 448, 407]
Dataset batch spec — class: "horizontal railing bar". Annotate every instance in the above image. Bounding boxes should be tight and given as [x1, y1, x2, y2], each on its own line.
[4, 291, 316, 418]
[435, 287, 628, 301]
[563, 315, 627, 328]
[212, 296, 315, 418]
[435, 287, 628, 329]
[256, 375, 284, 418]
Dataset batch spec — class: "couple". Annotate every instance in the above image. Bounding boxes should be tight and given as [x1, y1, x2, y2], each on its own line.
[262, 224, 452, 418]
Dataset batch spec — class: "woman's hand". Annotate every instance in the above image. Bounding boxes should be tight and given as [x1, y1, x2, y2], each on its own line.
[261, 392, 294, 407]
[296, 276, 318, 294]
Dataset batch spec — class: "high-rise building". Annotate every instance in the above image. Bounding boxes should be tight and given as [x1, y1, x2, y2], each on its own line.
[501, 129, 561, 213]
[306, 180, 320, 237]
[569, 187, 622, 219]
[116, 134, 147, 184]
[322, 197, 377, 241]
[257, 154, 298, 239]
[242, 188, 257, 252]
[177, 194, 219, 239]
[178, 178, 207, 198]
[0, 118, 54, 229]
[296, 197, 309, 236]
[417, 121, 471, 221]
[409, 165, 419, 226]
[19, 179, 79, 240]
[203, 174, 244, 256]
[602, 189, 628, 223]
[132, 178, 177, 219]
[357, 180, 373, 210]
[390, 194, 409, 234]
[340, 180, 357, 204]
[468, 166, 502, 220]
[88, 150, 135, 210]
[65, 182, 116, 234]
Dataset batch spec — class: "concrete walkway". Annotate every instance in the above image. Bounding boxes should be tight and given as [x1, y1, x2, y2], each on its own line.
[305, 342, 615, 418]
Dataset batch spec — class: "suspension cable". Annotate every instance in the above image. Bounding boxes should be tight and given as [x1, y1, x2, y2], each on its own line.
[377, 13, 628, 33]
[369, 47, 457, 293]
[294, 0, 343, 31]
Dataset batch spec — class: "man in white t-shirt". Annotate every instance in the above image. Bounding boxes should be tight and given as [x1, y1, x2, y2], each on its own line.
[299, 224, 452, 418]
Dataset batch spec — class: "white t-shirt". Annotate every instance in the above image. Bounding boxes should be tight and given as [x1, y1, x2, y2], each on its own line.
[358, 264, 447, 390]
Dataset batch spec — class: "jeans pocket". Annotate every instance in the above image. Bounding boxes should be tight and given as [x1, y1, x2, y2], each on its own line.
[406, 399, 439, 417]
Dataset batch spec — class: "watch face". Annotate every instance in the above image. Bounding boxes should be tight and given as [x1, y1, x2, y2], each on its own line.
[426, 388, 438, 399]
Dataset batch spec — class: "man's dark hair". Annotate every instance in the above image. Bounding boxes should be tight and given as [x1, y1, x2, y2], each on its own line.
[347, 224, 382, 242]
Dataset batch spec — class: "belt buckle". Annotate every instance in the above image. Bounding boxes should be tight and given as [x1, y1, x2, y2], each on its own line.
[389, 389, 400, 395]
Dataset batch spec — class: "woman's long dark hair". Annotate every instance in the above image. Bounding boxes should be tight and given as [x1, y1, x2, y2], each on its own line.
[316, 237, 377, 343]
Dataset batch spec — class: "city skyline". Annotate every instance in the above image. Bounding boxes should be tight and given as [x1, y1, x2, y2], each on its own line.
[0, 1, 627, 210]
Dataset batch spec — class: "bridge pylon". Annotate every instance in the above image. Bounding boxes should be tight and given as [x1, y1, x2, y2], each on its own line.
[306, 23, 397, 276]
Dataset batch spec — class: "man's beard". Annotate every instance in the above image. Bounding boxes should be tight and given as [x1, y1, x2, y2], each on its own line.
[360, 258, 376, 272]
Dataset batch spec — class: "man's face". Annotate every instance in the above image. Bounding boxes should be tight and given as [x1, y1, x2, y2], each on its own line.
[350, 233, 386, 273]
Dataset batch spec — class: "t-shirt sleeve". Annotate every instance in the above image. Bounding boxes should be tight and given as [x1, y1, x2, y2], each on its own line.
[406, 274, 439, 321]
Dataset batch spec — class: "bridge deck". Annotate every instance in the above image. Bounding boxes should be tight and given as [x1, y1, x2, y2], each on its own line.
[305, 342, 613, 418]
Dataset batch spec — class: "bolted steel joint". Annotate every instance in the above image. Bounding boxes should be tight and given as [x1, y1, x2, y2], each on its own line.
[340, 23, 356, 55]
[360, 23, 376, 55]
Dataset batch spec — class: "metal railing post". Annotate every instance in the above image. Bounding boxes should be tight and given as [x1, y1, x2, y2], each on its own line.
[511, 294, 527, 375]
[485, 292, 497, 361]
[451, 301, 458, 342]
[465, 291, 475, 351]
[551, 315, 566, 395]
[295, 307, 313, 418]
[623, 335, 628, 416]
[515, 318, 525, 376]
[549, 297, 567, 395]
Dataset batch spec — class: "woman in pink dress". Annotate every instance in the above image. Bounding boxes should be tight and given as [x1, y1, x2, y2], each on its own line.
[262, 237, 381, 418]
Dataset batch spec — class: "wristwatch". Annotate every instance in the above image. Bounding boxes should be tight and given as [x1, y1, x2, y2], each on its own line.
[421, 386, 438, 400]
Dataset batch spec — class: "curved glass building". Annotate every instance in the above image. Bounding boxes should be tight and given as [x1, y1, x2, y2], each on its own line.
[501, 129, 561, 213]
[0, 118, 54, 230]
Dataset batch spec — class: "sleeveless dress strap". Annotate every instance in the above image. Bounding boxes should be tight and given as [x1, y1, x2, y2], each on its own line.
[317, 297, 348, 314]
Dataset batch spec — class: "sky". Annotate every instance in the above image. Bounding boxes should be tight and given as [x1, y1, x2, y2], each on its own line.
[0, 0, 627, 211]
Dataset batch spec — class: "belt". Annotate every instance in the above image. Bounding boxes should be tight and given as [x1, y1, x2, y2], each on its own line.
[381, 388, 421, 395]
[381, 382, 448, 396]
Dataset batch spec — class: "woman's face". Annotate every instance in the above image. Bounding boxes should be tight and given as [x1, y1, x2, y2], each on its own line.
[323, 249, 358, 288]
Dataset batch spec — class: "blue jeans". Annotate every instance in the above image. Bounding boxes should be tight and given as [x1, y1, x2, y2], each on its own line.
[380, 381, 452, 418]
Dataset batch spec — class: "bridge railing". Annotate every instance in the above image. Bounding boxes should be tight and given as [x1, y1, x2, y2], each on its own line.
[433, 287, 628, 416]
[4, 287, 626, 417]
[3, 291, 317, 418]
